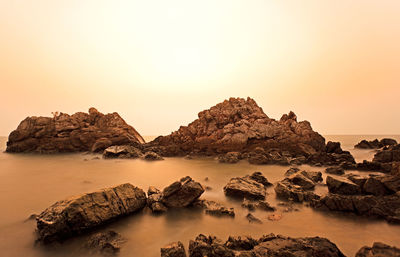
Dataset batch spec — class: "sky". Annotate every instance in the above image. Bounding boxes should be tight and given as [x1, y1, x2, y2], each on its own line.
[0, 0, 399, 136]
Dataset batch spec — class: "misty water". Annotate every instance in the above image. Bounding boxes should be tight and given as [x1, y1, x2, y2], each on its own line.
[0, 135, 400, 257]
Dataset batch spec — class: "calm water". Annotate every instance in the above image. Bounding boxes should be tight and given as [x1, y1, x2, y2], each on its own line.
[0, 135, 400, 257]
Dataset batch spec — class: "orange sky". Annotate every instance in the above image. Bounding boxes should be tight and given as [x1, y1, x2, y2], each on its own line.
[0, 0, 399, 136]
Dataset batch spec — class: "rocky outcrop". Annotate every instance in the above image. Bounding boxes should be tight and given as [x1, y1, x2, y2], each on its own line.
[373, 144, 400, 163]
[36, 183, 147, 243]
[161, 177, 204, 208]
[326, 176, 361, 195]
[193, 199, 235, 217]
[7, 108, 145, 153]
[223, 172, 271, 200]
[355, 138, 397, 149]
[83, 230, 125, 255]
[356, 242, 400, 257]
[179, 234, 345, 257]
[161, 241, 187, 257]
[149, 97, 326, 159]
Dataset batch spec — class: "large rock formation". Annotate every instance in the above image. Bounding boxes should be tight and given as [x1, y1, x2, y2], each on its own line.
[6, 108, 145, 153]
[36, 183, 147, 243]
[150, 97, 326, 158]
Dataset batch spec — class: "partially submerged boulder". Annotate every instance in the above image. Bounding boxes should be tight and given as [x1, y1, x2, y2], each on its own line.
[223, 172, 271, 200]
[83, 230, 125, 255]
[103, 145, 142, 159]
[7, 108, 145, 153]
[275, 180, 320, 202]
[326, 176, 361, 195]
[161, 177, 204, 208]
[193, 199, 235, 217]
[161, 241, 187, 257]
[36, 183, 147, 243]
[356, 242, 400, 257]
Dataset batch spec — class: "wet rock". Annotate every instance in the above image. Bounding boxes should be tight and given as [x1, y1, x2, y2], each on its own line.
[36, 183, 146, 243]
[274, 180, 320, 202]
[286, 172, 316, 190]
[246, 213, 262, 224]
[241, 199, 275, 212]
[312, 192, 400, 223]
[326, 176, 361, 195]
[84, 230, 125, 255]
[326, 141, 343, 154]
[373, 144, 400, 163]
[301, 170, 323, 183]
[147, 192, 168, 213]
[355, 138, 398, 149]
[223, 173, 269, 200]
[193, 199, 235, 217]
[6, 108, 145, 153]
[161, 241, 187, 257]
[326, 166, 345, 175]
[103, 145, 142, 159]
[218, 152, 240, 163]
[161, 177, 204, 208]
[189, 234, 235, 257]
[143, 151, 164, 161]
[356, 242, 400, 257]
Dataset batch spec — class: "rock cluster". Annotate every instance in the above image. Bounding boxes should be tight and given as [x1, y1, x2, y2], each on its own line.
[36, 183, 147, 243]
[306, 141, 356, 167]
[6, 108, 145, 153]
[355, 138, 397, 149]
[223, 172, 272, 200]
[163, 233, 345, 257]
[356, 242, 400, 257]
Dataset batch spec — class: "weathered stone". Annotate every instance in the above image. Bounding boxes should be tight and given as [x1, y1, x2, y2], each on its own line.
[300, 170, 323, 183]
[284, 167, 300, 177]
[373, 144, 400, 163]
[103, 145, 142, 159]
[287, 173, 316, 190]
[363, 177, 388, 196]
[143, 151, 164, 161]
[148, 186, 161, 196]
[218, 152, 240, 163]
[161, 241, 187, 257]
[275, 180, 320, 202]
[248, 171, 272, 187]
[84, 230, 125, 255]
[355, 138, 398, 149]
[193, 199, 235, 217]
[189, 234, 235, 257]
[326, 141, 343, 154]
[356, 242, 400, 257]
[246, 213, 262, 224]
[326, 166, 345, 175]
[161, 177, 204, 208]
[326, 176, 361, 195]
[224, 173, 267, 200]
[36, 183, 147, 243]
[225, 236, 258, 251]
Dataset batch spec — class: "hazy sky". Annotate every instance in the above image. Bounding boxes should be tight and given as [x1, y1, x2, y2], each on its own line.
[1, 0, 399, 136]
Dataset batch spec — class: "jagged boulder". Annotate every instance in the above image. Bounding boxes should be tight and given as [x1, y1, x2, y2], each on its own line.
[373, 144, 400, 163]
[223, 172, 271, 200]
[161, 241, 187, 257]
[275, 180, 320, 202]
[161, 177, 204, 208]
[326, 176, 361, 195]
[7, 108, 145, 153]
[36, 183, 147, 243]
[356, 242, 400, 257]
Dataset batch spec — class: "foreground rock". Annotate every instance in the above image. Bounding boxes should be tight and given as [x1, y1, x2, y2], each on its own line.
[36, 183, 147, 243]
[355, 138, 397, 149]
[7, 108, 145, 153]
[356, 242, 400, 257]
[193, 199, 235, 217]
[149, 97, 326, 159]
[161, 241, 187, 257]
[224, 172, 271, 200]
[161, 177, 204, 208]
[83, 230, 125, 255]
[173, 233, 345, 257]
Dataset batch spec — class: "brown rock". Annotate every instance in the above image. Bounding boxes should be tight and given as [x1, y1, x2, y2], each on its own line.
[161, 241, 187, 257]
[326, 176, 361, 195]
[356, 242, 400, 257]
[161, 177, 204, 208]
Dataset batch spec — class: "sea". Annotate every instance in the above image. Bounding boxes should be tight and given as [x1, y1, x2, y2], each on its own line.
[0, 135, 399, 257]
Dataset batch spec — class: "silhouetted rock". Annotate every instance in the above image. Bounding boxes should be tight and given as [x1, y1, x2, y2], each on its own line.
[84, 230, 125, 255]
[193, 199, 235, 217]
[161, 241, 187, 257]
[103, 145, 142, 159]
[326, 141, 343, 154]
[161, 177, 204, 208]
[326, 176, 361, 195]
[7, 108, 145, 153]
[223, 172, 270, 200]
[356, 242, 400, 257]
[150, 97, 326, 158]
[355, 138, 397, 149]
[36, 183, 147, 243]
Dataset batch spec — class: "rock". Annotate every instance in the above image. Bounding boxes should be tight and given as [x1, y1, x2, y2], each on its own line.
[188, 234, 235, 257]
[143, 151, 164, 161]
[149, 97, 326, 158]
[287, 173, 316, 190]
[161, 241, 187, 257]
[225, 235, 258, 251]
[103, 145, 142, 159]
[223, 174, 267, 200]
[218, 152, 240, 163]
[150, 202, 168, 213]
[356, 242, 400, 257]
[193, 199, 235, 217]
[326, 141, 343, 154]
[380, 175, 400, 193]
[6, 108, 145, 153]
[326, 166, 345, 175]
[300, 170, 323, 183]
[248, 171, 272, 187]
[241, 199, 275, 212]
[246, 213, 262, 224]
[267, 213, 283, 221]
[307, 151, 355, 167]
[373, 144, 400, 163]
[355, 138, 398, 149]
[284, 167, 300, 177]
[161, 177, 204, 208]
[355, 160, 390, 172]
[148, 186, 161, 196]
[311, 192, 400, 223]
[274, 180, 320, 202]
[241, 199, 256, 211]
[363, 176, 388, 196]
[84, 230, 125, 255]
[326, 176, 361, 195]
[36, 183, 146, 243]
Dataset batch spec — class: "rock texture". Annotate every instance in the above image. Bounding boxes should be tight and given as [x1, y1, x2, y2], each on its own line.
[194, 199, 235, 217]
[149, 97, 326, 159]
[161, 241, 187, 257]
[224, 172, 271, 200]
[179, 234, 345, 257]
[356, 242, 400, 257]
[83, 230, 125, 255]
[355, 138, 397, 149]
[161, 177, 204, 208]
[36, 183, 147, 243]
[7, 108, 145, 153]
[373, 144, 400, 163]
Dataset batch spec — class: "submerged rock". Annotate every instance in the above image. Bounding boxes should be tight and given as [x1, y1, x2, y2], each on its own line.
[223, 172, 270, 200]
[143, 151, 164, 161]
[194, 199, 235, 217]
[161, 241, 187, 257]
[161, 177, 204, 208]
[103, 145, 142, 159]
[36, 183, 147, 243]
[83, 230, 125, 255]
[355, 138, 397, 149]
[326, 166, 345, 175]
[246, 213, 262, 224]
[6, 108, 145, 153]
[356, 242, 400, 257]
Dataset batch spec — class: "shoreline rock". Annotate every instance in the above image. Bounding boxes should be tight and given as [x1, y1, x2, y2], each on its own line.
[355, 138, 397, 149]
[224, 172, 271, 200]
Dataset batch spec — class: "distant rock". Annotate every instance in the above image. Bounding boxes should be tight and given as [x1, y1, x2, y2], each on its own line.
[161, 177, 204, 208]
[6, 108, 145, 153]
[224, 172, 271, 200]
[355, 138, 397, 149]
[356, 242, 400, 257]
[83, 230, 125, 255]
[161, 241, 186, 257]
[36, 183, 146, 243]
